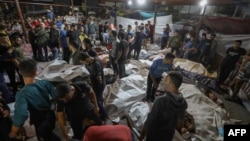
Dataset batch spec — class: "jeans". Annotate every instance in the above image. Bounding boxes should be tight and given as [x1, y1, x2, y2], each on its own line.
[37, 42, 48, 61]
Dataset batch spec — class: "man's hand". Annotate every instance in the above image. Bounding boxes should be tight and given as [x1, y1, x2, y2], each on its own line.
[114, 59, 118, 64]
[93, 107, 99, 115]
[7, 47, 14, 54]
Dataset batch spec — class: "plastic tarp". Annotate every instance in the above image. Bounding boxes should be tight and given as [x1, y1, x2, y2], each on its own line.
[103, 58, 230, 141]
[139, 11, 167, 19]
[117, 15, 173, 35]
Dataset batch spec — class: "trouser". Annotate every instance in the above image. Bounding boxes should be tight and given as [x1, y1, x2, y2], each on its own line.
[93, 85, 107, 120]
[118, 61, 126, 78]
[4, 65, 23, 96]
[0, 117, 12, 141]
[110, 56, 119, 75]
[0, 72, 13, 103]
[127, 43, 134, 60]
[62, 47, 70, 63]
[149, 34, 154, 44]
[146, 73, 162, 102]
[161, 36, 168, 50]
[48, 43, 59, 60]
[218, 61, 235, 84]
[134, 45, 142, 60]
[29, 106, 60, 141]
[71, 110, 101, 140]
[171, 47, 180, 57]
[198, 51, 209, 66]
[37, 42, 48, 61]
[31, 42, 38, 60]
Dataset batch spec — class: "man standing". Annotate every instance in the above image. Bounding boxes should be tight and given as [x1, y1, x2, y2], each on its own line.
[146, 53, 175, 102]
[109, 30, 120, 77]
[48, 23, 59, 60]
[140, 71, 187, 141]
[167, 31, 182, 57]
[8, 59, 60, 141]
[78, 53, 107, 121]
[56, 81, 101, 140]
[197, 33, 211, 66]
[148, 21, 154, 44]
[218, 40, 246, 84]
[118, 32, 129, 78]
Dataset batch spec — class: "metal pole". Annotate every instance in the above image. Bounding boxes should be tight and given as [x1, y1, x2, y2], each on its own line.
[233, 5, 239, 17]
[14, 0, 28, 41]
[71, 0, 74, 15]
[114, 2, 117, 27]
[196, 5, 207, 39]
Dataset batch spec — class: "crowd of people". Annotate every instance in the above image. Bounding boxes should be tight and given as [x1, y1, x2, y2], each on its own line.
[0, 8, 250, 141]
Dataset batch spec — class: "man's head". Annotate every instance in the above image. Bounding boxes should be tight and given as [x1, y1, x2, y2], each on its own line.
[164, 71, 183, 92]
[174, 31, 179, 36]
[201, 33, 207, 39]
[83, 38, 93, 49]
[234, 40, 242, 49]
[19, 59, 37, 78]
[13, 35, 22, 46]
[163, 53, 175, 64]
[119, 24, 123, 29]
[109, 30, 117, 38]
[127, 25, 132, 31]
[56, 83, 74, 103]
[210, 33, 216, 40]
[78, 52, 92, 65]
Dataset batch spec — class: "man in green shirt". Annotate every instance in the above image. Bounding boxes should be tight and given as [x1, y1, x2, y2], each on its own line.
[8, 59, 60, 141]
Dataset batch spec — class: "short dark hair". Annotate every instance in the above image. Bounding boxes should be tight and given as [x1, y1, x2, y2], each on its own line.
[119, 24, 123, 29]
[83, 38, 92, 46]
[211, 33, 216, 37]
[19, 59, 37, 77]
[69, 39, 80, 49]
[165, 53, 175, 59]
[111, 30, 117, 37]
[78, 52, 91, 61]
[56, 83, 71, 98]
[202, 33, 206, 37]
[235, 40, 242, 45]
[168, 71, 183, 89]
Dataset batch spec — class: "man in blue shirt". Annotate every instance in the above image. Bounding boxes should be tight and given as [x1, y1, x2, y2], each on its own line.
[8, 59, 60, 141]
[145, 53, 175, 102]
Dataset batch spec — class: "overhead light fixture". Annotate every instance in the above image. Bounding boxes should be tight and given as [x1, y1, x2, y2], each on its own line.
[137, 0, 146, 5]
[128, 0, 132, 5]
[200, 0, 207, 6]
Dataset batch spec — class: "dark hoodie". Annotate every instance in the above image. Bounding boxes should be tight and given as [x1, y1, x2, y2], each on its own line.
[144, 91, 187, 141]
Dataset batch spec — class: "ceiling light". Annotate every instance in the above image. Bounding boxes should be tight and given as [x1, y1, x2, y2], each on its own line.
[128, 0, 132, 5]
[200, 0, 207, 6]
[137, 0, 146, 5]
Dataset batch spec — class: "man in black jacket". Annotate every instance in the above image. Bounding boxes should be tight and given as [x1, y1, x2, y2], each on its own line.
[139, 71, 187, 141]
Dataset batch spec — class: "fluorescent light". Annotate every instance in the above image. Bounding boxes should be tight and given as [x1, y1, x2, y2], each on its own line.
[128, 0, 132, 5]
[200, 0, 207, 6]
[137, 0, 146, 5]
